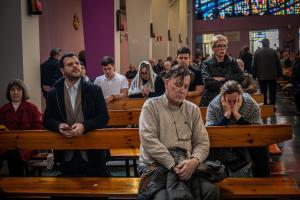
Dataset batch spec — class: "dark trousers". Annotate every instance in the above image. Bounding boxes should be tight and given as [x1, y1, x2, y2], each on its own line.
[60, 151, 109, 177]
[153, 177, 220, 200]
[259, 80, 277, 105]
[0, 150, 25, 176]
[249, 146, 270, 177]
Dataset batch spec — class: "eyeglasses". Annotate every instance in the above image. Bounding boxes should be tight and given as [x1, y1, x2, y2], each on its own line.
[214, 44, 228, 49]
[140, 71, 148, 75]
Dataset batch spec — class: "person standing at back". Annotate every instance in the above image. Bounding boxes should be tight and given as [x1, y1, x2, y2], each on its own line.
[43, 52, 109, 177]
[252, 38, 282, 105]
[40, 48, 63, 98]
[176, 47, 204, 100]
[125, 64, 138, 79]
[239, 46, 253, 74]
[200, 34, 244, 106]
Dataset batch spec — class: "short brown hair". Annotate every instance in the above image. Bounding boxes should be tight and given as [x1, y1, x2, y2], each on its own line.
[220, 80, 243, 95]
[165, 64, 193, 85]
[6, 79, 30, 101]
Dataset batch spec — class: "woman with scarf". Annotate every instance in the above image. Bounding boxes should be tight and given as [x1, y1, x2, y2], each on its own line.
[128, 61, 165, 98]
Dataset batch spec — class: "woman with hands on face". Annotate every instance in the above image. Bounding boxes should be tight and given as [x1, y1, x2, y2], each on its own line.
[206, 81, 270, 178]
[221, 91, 243, 121]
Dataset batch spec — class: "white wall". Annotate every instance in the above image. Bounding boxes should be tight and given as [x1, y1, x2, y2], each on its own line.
[152, 0, 169, 60]
[126, 0, 152, 67]
[21, 0, 41, 109]
[168, 0, 180, 58]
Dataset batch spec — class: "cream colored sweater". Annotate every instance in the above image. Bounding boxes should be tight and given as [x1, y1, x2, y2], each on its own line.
[139, 94, 210, 170]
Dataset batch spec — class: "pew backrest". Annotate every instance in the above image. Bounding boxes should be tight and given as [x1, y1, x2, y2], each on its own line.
[107, 105, 274, 126]
[0, 124, 292, 150]
[107, 94, 264, 110]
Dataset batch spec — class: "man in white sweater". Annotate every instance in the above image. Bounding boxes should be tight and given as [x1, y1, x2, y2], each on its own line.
[139, 65, 219, 199]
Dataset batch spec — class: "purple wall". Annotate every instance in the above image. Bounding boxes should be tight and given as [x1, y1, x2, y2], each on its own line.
[39, 0, 84, 62]
[81, 0, 115, 80]
[193, 15, 300, 57]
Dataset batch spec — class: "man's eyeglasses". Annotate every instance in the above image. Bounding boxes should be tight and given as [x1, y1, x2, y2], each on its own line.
[214, 44, 228, 49]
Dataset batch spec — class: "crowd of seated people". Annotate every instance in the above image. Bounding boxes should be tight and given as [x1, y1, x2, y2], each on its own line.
[4, 34, 299, 199]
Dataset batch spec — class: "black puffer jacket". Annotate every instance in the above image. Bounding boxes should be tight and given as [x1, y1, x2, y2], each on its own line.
[200, 55, 244, 106]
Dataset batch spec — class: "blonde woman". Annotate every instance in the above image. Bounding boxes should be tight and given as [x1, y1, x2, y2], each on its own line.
[200, 34, 244, 106]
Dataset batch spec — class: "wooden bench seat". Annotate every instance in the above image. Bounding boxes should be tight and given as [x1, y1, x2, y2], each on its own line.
[0, 125, 298, 199]
[1, 177, 299, 198]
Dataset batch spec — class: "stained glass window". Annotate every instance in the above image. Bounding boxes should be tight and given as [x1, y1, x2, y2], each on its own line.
[234, 0, 250, 16]
[195, 0, 300, 20]
[251, 0, 268, 15]
[268, 0, 285, 15]
[218, 0, 234, 19]
[286, 0, 300, 14]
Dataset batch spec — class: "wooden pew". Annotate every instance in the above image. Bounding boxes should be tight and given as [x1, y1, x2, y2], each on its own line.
[107, 104, 279, 172]
[0, 125, 292, 150]
[107, 96, 201, 110]
[0, 176, 299, 199]
[107, 94, 264, 110]
[26, 104, 272, 177]
[250, 93, 264, 104]
[0, 125, 299, 199]
[107, 105, 274, 126]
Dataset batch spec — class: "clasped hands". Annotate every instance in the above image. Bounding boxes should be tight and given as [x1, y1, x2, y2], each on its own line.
[58, 123, 85, 137]
[221, 94, 243, 120]
[172, 157, 199, 181]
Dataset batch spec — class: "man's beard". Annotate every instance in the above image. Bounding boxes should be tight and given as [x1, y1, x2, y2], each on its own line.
[65, 73, 81, 81]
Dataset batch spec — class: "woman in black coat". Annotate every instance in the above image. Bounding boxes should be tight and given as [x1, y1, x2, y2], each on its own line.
[200, 34, 244, 106]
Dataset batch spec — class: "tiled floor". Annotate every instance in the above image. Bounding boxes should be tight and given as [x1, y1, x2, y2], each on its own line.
[273, 93, 300, 186]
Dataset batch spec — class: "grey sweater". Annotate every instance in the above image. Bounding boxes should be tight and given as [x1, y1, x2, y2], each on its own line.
[139, 94, 210, 170]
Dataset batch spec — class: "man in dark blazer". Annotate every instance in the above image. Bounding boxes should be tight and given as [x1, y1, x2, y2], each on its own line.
[252, 38, 282, 105]
[40, 48, 63, 98]
[43, 52, 109, 177]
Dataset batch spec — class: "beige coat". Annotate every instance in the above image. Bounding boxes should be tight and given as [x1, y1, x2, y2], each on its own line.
[139, 94, 210, 170]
